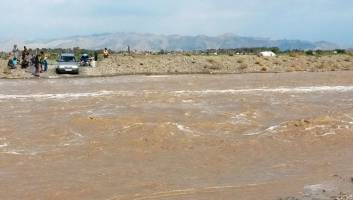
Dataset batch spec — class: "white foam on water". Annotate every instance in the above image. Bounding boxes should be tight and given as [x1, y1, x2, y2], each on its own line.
[0, 150, 42, 156]
[175, 123, 193, 134]
[305, 125, 327, 131]
[0, 143, 8, 148]
[172, 85, 353, 95]
[319, 132, 337, 137]
[72, 131, 84, 138]
[167, 122, 200, 137]
[3, 151, 21, 155]
[122, 123, 145, 130]
[145, 75, 171, 78]
[1, 150, 38, 156]
[244, 125, 281, 136]
[59, 130, 87, 147]
[1, 85, 353, 100]
[0, 90, 132, 100]
[231, 113, 252, 125]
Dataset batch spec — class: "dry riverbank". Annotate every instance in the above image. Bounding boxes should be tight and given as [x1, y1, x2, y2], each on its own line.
[1, 54, 353, 78]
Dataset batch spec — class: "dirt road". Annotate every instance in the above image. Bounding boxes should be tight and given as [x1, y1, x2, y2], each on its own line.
[1, 72, 353, 200]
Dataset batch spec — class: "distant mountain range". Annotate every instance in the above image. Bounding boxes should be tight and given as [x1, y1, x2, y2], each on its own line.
[0, 33, 340, 52]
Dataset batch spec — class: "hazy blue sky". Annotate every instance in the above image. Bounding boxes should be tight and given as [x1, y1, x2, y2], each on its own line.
[2, 0, 353, 46]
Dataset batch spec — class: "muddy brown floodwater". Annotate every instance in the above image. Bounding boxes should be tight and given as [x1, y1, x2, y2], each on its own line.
[1, 72, 353, 200]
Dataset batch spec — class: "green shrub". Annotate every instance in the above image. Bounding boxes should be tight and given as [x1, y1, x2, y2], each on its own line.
[335, 49, 346, 54]
[0, 52, 8, 60]
[305, 50, 315, 56]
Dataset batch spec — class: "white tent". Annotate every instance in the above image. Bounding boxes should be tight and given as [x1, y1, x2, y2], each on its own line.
[258, 51, 276, 57]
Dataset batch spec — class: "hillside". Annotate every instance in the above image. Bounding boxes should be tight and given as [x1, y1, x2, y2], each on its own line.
[1, 33, 339, 52]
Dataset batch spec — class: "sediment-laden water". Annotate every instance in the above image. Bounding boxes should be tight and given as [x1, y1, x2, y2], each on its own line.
[1, 72, 353, 200]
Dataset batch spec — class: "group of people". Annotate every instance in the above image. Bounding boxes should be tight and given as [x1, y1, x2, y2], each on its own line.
[8, 45, 48, 77]
[7, 45, 111, 77]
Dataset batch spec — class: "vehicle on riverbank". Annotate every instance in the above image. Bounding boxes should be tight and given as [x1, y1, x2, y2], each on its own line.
[56, 53, 79, 74]
[80, 54, 91, 67]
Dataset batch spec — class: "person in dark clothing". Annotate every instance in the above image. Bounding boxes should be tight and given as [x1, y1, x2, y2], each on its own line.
[94, 51, 98, 61]
[30, 54, 36, 66]
[33, 53, 43, 77]
[21, 46, 30, 68]
[39, 52, 45, 73]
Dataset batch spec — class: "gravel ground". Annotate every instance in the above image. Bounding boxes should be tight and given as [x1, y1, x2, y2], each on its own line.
[1, 54, 353, 78]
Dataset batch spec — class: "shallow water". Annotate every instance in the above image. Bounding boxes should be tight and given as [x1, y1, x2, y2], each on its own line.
[1, 71, 353, 199]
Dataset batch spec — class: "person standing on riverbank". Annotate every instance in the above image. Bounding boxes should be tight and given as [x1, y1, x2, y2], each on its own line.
[12, 45, 20, 63]
[21, 46, 30, 68]
[33, 51, 45, 77]
[43, 56, 48, 72]
[94, 51, 98, 61]
[40, 52, 45, 73]
[33, 54, 40, 77]
[103, 48, 109, 58]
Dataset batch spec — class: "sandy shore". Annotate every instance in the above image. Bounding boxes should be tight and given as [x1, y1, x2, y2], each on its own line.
[1, 54, 353, 78]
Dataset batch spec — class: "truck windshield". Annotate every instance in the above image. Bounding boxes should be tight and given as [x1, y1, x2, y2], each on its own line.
[60, 56, 76, 62]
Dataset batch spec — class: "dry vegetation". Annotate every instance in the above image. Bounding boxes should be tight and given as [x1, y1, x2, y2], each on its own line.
[82, 54, 353, 76]
[1, 54, 353, 78]
[0, 59, 33, 78]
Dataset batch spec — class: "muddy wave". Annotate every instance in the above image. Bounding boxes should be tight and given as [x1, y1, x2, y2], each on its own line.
[1, 85, 353, 100]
